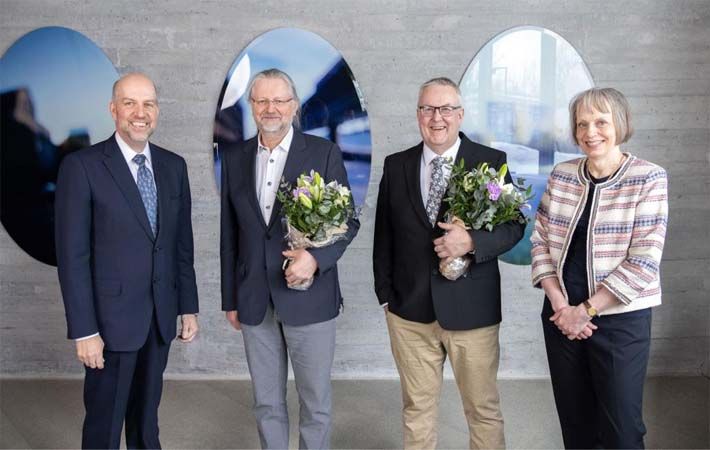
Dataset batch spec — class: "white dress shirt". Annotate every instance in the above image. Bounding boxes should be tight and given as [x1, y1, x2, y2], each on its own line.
[420, 137, 461, 206]
[255, 126, 293, 223]
[115, 132, 154, 184]
[76, 134, 154, 342]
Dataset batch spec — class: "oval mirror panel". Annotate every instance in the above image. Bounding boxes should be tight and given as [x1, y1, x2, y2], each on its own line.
[460, 26, 594, 265]
[1, 27, 119, 266]
[213, 27, 371, 206]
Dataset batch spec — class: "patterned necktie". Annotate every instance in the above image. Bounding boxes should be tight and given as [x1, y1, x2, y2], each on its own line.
[133, 154, 158, 236]
[425, 156, 447, 226]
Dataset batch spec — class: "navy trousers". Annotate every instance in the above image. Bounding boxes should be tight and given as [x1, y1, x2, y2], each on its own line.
[82, 316, 171, 449]
[542, 300, 652, 449]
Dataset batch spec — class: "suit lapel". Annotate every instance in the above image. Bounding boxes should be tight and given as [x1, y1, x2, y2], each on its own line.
[102, 136, 155, 241]
[243, 138, 268, 230]
[455, 135, 483, 172]
[151, 144, 169, 242]
[267, 131, 308, 231]
[404, 143, 432, 229]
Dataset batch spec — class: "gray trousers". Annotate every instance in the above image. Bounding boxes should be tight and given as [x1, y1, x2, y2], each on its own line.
[241, 304, 336, 449]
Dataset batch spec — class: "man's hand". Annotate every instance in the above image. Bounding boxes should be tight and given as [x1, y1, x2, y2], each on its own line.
[550, 305, 598, 340]
[178, 314, 199, 342]
[282, 249, 318, 286]
[225, 310, 241, 331]
[76, 335, 104, 369]
[433, 222, 474, 259]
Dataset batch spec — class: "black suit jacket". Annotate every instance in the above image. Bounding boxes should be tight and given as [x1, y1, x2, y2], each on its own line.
[220, 130, 359, 326]
[373, 133, 524, 330]
[55, 135, 199, 351]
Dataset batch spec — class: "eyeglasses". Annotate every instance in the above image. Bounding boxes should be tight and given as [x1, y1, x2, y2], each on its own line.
[418, 105, 462, 117]
[251, 98, 293, 108]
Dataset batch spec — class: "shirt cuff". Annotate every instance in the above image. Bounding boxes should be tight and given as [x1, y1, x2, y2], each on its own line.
[75, 333, 100, 341]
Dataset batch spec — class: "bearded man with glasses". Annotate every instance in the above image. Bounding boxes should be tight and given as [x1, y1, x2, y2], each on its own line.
[220, 68, 359, 449]
[373, 77, 524, 449]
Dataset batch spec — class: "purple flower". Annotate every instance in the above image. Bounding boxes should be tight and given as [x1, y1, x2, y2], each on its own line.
[486, 182, 502, 201]
[292, 187, 311, 200]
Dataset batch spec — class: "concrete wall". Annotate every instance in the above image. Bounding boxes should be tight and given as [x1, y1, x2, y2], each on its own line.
[1, 0, 708, 378]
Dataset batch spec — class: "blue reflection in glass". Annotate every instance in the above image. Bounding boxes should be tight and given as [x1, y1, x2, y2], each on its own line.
[460, 26, 594, 265]
[213, 28, 371, 206]
[1, 27, 118, 266]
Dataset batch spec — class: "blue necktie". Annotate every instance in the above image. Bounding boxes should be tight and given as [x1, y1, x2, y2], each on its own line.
[133, 154, 158, 236]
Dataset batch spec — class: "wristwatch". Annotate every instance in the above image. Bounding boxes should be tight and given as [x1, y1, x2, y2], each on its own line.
[583, 300, 598, 318]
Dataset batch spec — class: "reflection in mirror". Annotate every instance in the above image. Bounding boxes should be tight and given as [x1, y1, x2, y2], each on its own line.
[213, 28, 371, 206]
[460, 26, 594, 265]
[0, 27, 118, 266]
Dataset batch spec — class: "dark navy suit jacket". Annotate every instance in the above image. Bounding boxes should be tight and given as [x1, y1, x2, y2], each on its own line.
[373, 133, 525, 330]
[220, 131, 359, 326]
[55, 135, 199, 351]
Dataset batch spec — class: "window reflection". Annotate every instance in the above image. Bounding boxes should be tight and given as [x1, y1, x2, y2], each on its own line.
[460, 26, 594, 265]
[0, 27, 118, 266]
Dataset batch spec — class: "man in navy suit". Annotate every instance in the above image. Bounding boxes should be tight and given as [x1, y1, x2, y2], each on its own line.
[220, 69, 359, 449]
[55, 73, 199, 449]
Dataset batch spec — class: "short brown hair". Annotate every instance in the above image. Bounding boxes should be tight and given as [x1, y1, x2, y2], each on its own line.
[569, 87, 633, 145]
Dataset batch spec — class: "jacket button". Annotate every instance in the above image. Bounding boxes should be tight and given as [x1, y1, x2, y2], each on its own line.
[431, 269, 438, 276]
[153, 277, 160, 283]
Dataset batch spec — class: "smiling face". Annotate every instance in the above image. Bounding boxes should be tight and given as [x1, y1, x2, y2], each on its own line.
[110, 74, 159, 152]
[574, 106, 620, 160]
[250, 76, 298, 138]
[417, 84, 463, 154]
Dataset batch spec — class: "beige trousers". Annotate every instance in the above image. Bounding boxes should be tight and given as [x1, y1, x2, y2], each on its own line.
[386, 311, 505, 449]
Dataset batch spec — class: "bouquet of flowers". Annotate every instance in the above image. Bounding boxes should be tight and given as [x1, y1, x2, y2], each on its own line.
[276, 170, 356, 290]
[439, 159, 532, 280]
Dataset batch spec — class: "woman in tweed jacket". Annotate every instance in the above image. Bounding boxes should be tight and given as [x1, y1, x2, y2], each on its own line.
[531, 87, 668, 449]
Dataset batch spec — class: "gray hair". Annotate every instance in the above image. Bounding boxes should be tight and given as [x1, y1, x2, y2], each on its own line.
[418, 77, 463, 106]
[247, 68, 301, 128]
[569, 87, 633, 145]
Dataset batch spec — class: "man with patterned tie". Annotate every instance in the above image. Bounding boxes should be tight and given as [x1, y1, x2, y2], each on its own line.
[55, 73, 199, 449]
[373, 77, 525, 449]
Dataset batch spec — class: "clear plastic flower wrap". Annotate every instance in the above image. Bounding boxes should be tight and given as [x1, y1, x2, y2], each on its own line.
[438, 215, 472, 281]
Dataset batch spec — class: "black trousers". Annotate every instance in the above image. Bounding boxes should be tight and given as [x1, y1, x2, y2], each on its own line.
[542, 300, 652, 449]
[82, 316, 171, 449]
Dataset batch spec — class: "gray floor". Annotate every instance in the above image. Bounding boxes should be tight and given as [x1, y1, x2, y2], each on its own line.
[1, 377, 708, 449]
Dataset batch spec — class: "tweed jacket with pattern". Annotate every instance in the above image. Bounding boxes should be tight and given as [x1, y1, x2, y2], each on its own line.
[531, 153, 668, 316]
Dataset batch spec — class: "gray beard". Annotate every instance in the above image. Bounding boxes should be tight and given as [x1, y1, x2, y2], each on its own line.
[259, 122, 290, 135]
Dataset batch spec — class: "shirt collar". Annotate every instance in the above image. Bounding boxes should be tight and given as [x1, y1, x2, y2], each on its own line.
[422, 136, 461, 166]
[115, 132, 152, 166]
[258, 126, 294, 153]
